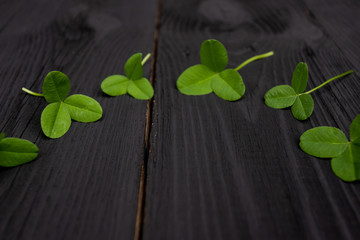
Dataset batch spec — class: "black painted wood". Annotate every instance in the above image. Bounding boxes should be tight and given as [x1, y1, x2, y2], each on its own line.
[144, 0, 360, 239]
[301, 0, 360, 67]
[0, 0, 157, 239]
[1, 0, 360, 239]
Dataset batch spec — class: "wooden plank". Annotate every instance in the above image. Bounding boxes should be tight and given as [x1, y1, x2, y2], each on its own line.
[143, 0, 360, 239]
[0, 0, 157, 239]
[301, 0, 360, 67]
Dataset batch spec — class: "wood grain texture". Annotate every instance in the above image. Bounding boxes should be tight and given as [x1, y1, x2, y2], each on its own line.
[143, 0, 360, 239]
[301, 0, 360, 67]
[0, 0, 157, 239]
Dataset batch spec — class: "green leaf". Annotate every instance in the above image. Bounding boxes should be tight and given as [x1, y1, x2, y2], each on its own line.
[176, 64, 215, 95]
[300, 115, 360, 182]
[177, 39, 273, 101]
[41, 102, 71, 139]
[331, 143, 360, 182]
[265, 64, 353, 121]
[125, 53, 143, 80]
[128, 78, 154, 100]
[291, 62, 308, 93]
[300, 126, 349, 158]
[200, 39, 228, 72]
[23, 70, 103, 139]
[291, 94, 314, 120]
[42, 71, 70, 103]
[101, 53, 154, 100]
[211, 69, 245, 101]
[64, 94, 103, 122]
[264, 85, 297, 109]
[101, 75, 129, 96]
[0, 137, 38, 167]
[0, 133, 5, 141]
[350, 114, 360, 141]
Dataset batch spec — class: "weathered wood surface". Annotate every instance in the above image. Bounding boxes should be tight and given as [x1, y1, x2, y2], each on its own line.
[144, 0, 360, 239]
[0, 0, 157, 239]
[1, 0, 360, 240]
[302, 0, 360, 67]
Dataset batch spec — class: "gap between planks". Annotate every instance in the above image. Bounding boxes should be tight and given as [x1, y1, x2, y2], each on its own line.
[134, 0, 163, 239]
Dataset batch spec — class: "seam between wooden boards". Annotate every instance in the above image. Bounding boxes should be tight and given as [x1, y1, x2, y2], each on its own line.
[134, 0, 163, 239]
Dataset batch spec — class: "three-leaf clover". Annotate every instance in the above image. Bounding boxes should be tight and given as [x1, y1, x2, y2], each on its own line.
[0, 133, 39, 167]
[176, 39, 274, 101]
[300, 114, 360, 182]
[22, 71, 103, 139]
[101, 53, 154, 100]
[264, 62, 354, 120]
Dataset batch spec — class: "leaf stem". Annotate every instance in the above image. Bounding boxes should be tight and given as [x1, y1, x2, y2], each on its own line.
[303, 70, 354, 94]
[22, 87, 44, 97]
[141, 53, 151, 66]
[235, 51, 274, 71]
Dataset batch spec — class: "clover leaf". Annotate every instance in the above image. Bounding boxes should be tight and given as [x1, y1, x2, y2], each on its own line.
[42, 71, 71, 103]
[41, 102, 71, 138]
[0, 132, 5, 141]
[300, 114, 360, 182]
[212, 69, 245, 101]
[200, 39, 228, 72]
[265, 62, 353, 120]
[300, 127, 349, 158]
[101, 53, 154, 100]
[176, 39, 274, 101]
[0, 133, 39, 167]
[22, 71, 103, 139]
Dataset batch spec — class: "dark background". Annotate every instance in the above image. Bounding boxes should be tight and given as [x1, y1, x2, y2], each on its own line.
[0, 0, 359, 239]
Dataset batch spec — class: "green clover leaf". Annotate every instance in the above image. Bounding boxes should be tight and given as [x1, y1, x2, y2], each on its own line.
[42, 71, 71, 103]
[300, 114, 360, 182]
[300, 126, 349, 158]
[128, 78, 154, 100]
[125, 53, 144, 80]
[41, 102, 71, 139]
[22, 71, 103, 139]
[0, 133, 5, 141]
[264, 85, 297, 108]
[176, 65, 214, 95]
[200, 39, 228, 72]
[265, 62, 353, 120]
[177, 39, 274, 101]
[64, 94, 103, 122]
[101, 53, 154, 100]
[0, 133, 39, 167]
[291, 62, 308, 93]
[100, 75, 129, 96]
[331, 143, 360, 182]
[291, 94, 314, 121]
[211, 69, 245, 101]
[350, 114, 360, 141]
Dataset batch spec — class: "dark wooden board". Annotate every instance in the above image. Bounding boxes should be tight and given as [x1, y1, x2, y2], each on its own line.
[302, 0, 360, 67]
[1, 0, 360, 239]
[0, 0, 157, 239]
[143, 0, 360, 239]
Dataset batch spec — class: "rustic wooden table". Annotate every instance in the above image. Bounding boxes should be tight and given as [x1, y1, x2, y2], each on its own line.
[1, 0, 360, 239]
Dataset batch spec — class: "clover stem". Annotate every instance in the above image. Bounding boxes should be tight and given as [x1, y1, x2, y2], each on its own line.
[235, 51, 274, 71]
[141, 53, 151, 66]
[303, 70, 354, 94]
[22, 87, 44, 97]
